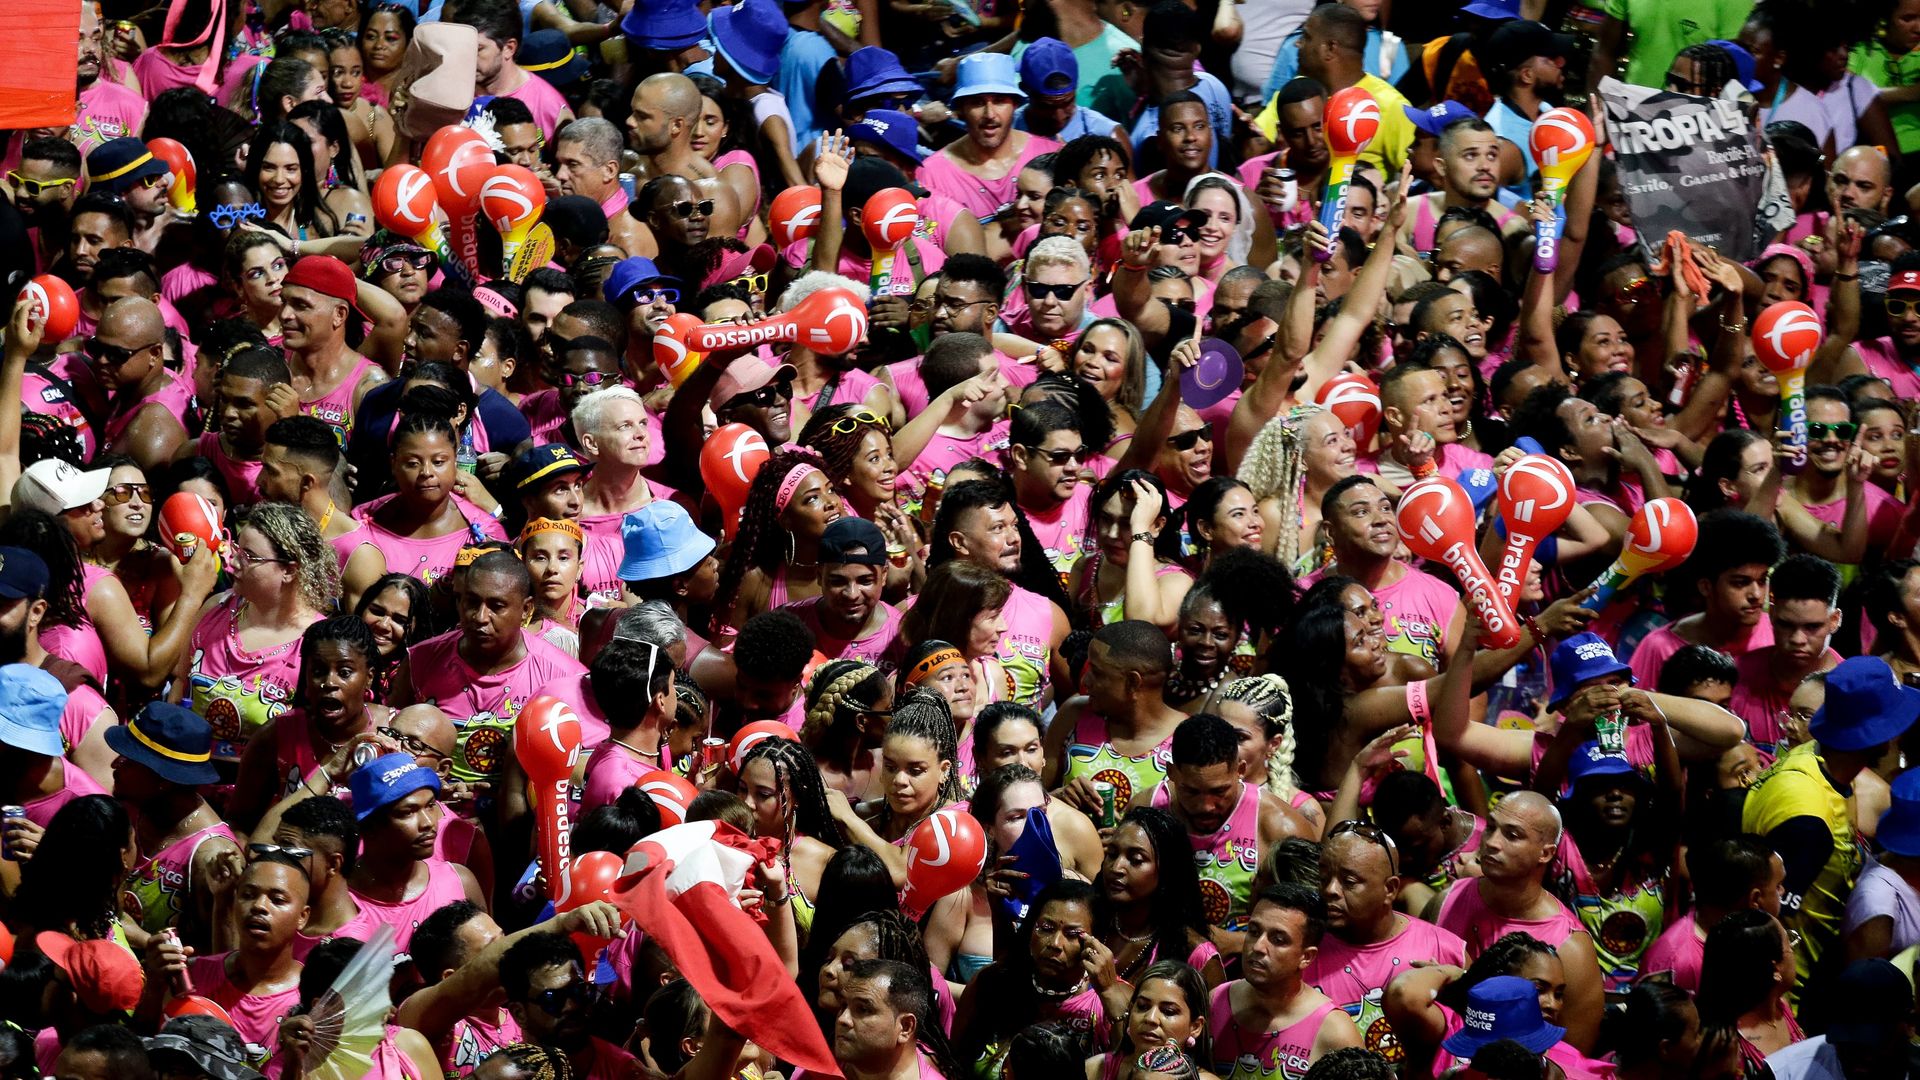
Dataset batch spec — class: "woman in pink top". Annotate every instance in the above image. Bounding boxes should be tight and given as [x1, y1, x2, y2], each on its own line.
[573, 387, 678, 604]
[357, 414, 508, 587]
[1071, 472, 1194, 635]
[175, 504, 333, 765]
[1071, 320, 1150, 471]
[712, 451, 845, 634]
[89, 461, 180, 636]
[516, 518, 586, 657]
[954, 881, 1115, 1073]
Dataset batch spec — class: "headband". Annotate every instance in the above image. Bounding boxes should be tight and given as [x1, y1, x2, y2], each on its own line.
[906, 647, 966, 686]
[1752, 243, 1816, 287]
[774, 465, 821, 513]
[475, 285, 519, 319]
[518, 517, 584, 547]
[455, 544, 507, 568]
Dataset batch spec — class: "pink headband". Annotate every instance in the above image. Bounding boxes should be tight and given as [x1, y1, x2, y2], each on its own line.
[774, 465, 820, 512]
[474, 286, 519, 319]
[1752, 243, 1815, 288]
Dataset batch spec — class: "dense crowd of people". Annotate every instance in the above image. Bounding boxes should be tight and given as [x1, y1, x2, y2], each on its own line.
[11, 0, 1920, 1077]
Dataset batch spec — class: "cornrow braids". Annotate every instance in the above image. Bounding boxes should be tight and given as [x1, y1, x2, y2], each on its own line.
[886, 687, 967, 806]
[488, 1043, 575, 1080]
[741, 737, 848, 863]
[1238, 405, 1327, 569]
[846, 908, 935, 973]
[711, 448, 829, 636]
[802, 658, 888, 744]
[1219, 675, 1301, 805]
[798, 404, 893, 497]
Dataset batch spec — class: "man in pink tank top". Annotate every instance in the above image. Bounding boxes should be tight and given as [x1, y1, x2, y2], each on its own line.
[783, 518, 905, 676]
[145, 858, 309, 1065]
[1434, 791, 1606, 1053]
[279, 256, 389, 448]
[1627, 511, 1785, 688]
[1637, 834, 1783, 993]
[345, 753, 485, 962]
[90, 297, 191, 470]
[1208, 883, 1362, 1080]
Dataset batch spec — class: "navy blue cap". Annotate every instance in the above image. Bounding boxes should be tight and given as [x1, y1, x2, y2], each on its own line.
[86, 137, 168, 192]
[519, 29, 590, 86]
[507, 443, 591, 493]
[106, 702, 220, 786]
[1809, 655, 1920, 752]
[1403, 100, 1480, 137]
[1547, 632, 1633, 711]
[1565, 740, 1638, 788]
[0, 547, 49, 600]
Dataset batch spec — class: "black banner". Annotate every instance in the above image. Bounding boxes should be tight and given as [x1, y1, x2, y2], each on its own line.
[1596, 77, 1768, 262]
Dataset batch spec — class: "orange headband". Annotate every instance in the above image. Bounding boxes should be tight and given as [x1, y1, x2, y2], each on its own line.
[518, 517, 584, 548]
[906, 647, 966, 686]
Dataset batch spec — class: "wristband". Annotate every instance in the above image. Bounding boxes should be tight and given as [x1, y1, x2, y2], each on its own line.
[1835, 272, 1859, 281]
[1131, 531, 1155, 545]
[1410, 457, 1437, 480]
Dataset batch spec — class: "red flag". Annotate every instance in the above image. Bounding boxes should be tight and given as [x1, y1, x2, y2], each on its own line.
[608, 822, 841, 1079]
[0, 0, 79, 129]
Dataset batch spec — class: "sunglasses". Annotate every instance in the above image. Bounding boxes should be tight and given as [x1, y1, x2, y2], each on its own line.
[531, 980, 596, 1016]
[730, 272, 770, 293]
[666, 199, 715, 219]
[1161, 297, 1198, 312]
[380, 250, 434, 274]
[1887, 297, 1920, 317]
[1025, 279, 1086, 301]
[209, 202, 267, 230]
[377, 725, 448, 762]
[1327, 818, 1399, 875]
[1167, 427, 1213, 451]
[103, 483, 152, 506]
[7, 171, 75, 198]
[247, 842, 314, 862]
[1024, 443, 1091, 466]
[1609, 276, 1655, 305]
[83, 337, 158, 366]
[136, 172, 169, 191]
[558, 370, 620, 389]
[730, 380, 793, 408]
[1807, 421, 1859, 441]
[828, 408, 890, 435]
[625, 286, 681, 308]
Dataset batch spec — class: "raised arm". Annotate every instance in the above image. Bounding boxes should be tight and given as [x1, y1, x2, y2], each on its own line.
[1299, 168, 1410, 400]
[811, 133, 848, 275]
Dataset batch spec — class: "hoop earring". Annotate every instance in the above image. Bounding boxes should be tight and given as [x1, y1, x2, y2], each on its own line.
[786, 529, 797, 564]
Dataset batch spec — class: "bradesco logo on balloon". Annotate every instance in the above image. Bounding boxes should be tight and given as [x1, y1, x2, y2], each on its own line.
[1402, 479, 1512, 639]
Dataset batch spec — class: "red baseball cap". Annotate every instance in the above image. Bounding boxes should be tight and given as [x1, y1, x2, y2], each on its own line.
[282, 255, 367, 316]
[1890, 269, 1920, 295]
[37, 932, 145, 1014]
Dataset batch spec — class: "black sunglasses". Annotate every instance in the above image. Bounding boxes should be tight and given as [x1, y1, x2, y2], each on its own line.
[531, 980, 596, 1016]
[730, 380, 793, 408]
[1024, 444, 1091, 466]
[1327, 819, 1398, 875]
[84, 337, 157, 366]
[666, 199, 715, 219]
[1025, 279, 1086, 301]
[1167, 427, 1213, 451]
[247, 842, 315, 861]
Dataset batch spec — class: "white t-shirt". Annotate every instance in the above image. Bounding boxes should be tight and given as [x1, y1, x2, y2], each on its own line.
[1229, 0, 1317, 103]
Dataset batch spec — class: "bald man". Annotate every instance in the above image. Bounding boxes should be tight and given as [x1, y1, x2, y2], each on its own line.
[626, 74, 739, 242]
[554, 118, 649, 257]
[1832, 145, 1892, 216]
[1433, 791, 1606, 1052]
[93, 297, 191, 470]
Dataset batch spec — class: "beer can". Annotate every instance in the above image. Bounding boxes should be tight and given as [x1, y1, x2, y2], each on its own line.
[702, 738, 728, 771]
[351, 740, 381, 768]
[1092, 782, 1117, 829]
[158, 928, 194, 996]
[0, 806, 22, 861]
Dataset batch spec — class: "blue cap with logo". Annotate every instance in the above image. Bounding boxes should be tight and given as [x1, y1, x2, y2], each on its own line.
[848, 110, 929, 164]
[1706, 40, 1765, 93]
[1546, 632, 1634, 711]
[1402, 100, 1480, 137]
[351, 752, 442, 821]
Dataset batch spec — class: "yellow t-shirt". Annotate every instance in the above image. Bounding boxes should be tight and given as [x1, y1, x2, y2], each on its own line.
[1253, 73, 1416, 176]
[1742, 741, 1863, 996]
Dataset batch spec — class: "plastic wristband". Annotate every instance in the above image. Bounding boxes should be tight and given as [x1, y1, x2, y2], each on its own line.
[1410, 457, 1438, 479]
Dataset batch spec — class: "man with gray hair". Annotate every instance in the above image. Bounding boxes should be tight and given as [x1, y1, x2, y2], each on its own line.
[1003, 236, 1093, 343]
[554, 118, 648, 256]
[1434, 789, 1606, 1053]
[572, 386, 677, 603]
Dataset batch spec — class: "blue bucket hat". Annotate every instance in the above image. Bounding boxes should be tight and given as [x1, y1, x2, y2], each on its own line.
[519, 29, 590, 87]
[1707, 39, 1765, 93]
[620, 500, 718, 582]
[1809, 655, 1920, 752]
[106, 702, 221, 786]
[1018, 37, 1078, 98]
[351, 752, 442, 821]
[604, 257, 681, 306]
[1459, 0, 1519, 19]
[0, 664, 65, 758]
[710, 0, 789, 86]
[621, 0, 708, 52]
[844, 47, 923, 103]
[1441, 975, 1567, 1057]
[1402, 100, 1480, 137]
[848, 110, 929, 164]
[953, 51, 1024, 101]
[1546, 632, 1634, 711]
[1878, 769, 1920, 856]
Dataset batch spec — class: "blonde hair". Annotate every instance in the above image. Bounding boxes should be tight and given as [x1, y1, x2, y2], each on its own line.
[1026, 235, 1092, 278]
[779, 270, 871, 310]
[1219, 674, 1301, 806]
[1237, 405, 1326, 569]
[237, 501, 340, 612]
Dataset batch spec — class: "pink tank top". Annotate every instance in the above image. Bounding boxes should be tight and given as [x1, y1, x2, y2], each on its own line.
[355, 493, 510, 586]
[104, 374, 195, 444]
[186, 953, 302, 1064]
[22, 367, 97, 460]
[406, 627, 588, 782]
[187, 594, 318, 762]
[40, 563, 112, 685]
[1434, 879, 1589, 959]
[581, 740, 656, 815]
[331, 524, 377, 574]
[349, 859, 469, 959]
[785, 596, 904, 676]
[199, 431, 265, 505]
[715, 149, 763, 226]
[21, 757, 107, 826]
[443, 1009, 523, 1079]
[1208, 982, 1336, 1080]
[302, 355, 377, 446]
[122, 821, 239, 935]
[1151, 778, 1261, 929]
[271, 710, 363, 799]
[577, 482, 680, 602]
[58, 681, 111, 756]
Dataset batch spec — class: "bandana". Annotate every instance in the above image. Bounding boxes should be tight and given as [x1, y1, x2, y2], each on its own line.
[518, 517, 584, 548]
[906, 647, 966, 686]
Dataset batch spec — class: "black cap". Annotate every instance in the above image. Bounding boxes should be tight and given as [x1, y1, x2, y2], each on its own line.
[1129, 200, 1207, 235]
[1480, 19, 1576, 73]
[545, 194, 613, 248]
[0, 547, 49, 600]
[819, 517, 890, 566]
[845, 155, 919, 216]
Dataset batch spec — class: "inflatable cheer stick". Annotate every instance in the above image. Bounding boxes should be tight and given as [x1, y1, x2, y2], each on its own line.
[862, 187, 920, 295]
[900, 808, 988, 918]
[1529, 108, 1596, 273]
[514, 695, 582, 900]
[422, 126, 493, 280]
[1314, 86, 1380, 262]
[19, 275, 78, 342]
[1494, 455, 1576, 604]
[1752, 301, 1824, 475]
[653, 287, 869, 369]
[373, 165, 470, 287]
[1587, 497, 1698, 608]
[1397, 475, 1522, 648]
[700, 422, 771, 539]
[481, 165, 548, 278]
[147, 138, 196, 215]
[770, 185, 823, 249]
[1315, 372, 1381, 449]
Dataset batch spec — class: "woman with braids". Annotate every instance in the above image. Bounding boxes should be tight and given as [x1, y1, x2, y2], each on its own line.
[738, 736, 849, 943]
[1215, 676, 1324, 840]
[1069, 470, 1192, 632]
[354, 572, 433, 702]
[955, 879, 1123, 1079]
[356, 411, 509, 586]
[1084, 962, 1216, 1079]
[711, 449, 845, 638]
[516, 517, 586, 656]
[1240, 405, 1356, 573]
[1095, 807, 1227, 988]
[802, 658, 895, 802]
[173, 502, 335, 768]
[811, 909, 958, 1038]
[828, 688, 969, 888]
[797, 403, 924, 589]
[471, 1042, 574, 1080]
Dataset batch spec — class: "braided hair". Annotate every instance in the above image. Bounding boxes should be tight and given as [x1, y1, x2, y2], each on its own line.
[486, 1043, 575, 1080]
[806, 908, 937, 1039]
[1437, 931, 1557, 1013]
[740, 736, 847, 868]
[798, 404, 893, 498]
[1219, 675, 1301, 806]
[802, 658, 890, 745]
[0, 509, 87, 630]
[886, 687, 967, 807]
[1238, 404, 1327, 569]
[711, 448, 830, 635]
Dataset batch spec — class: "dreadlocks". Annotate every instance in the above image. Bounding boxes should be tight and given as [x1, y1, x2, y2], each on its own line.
[1218, 675, 1302, 806]
[740, 736, 848, 885]
[886, 687, 967, 806]
[1238, 404, 1327, 569]
[0, 509, 86, 631]
[488, 1043, 575, 1080]
[711, 448, 830, 636]
[803, 658, 890, 745]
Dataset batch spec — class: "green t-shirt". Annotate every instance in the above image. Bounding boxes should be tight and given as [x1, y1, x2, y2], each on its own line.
[1851, 39, 1920, 153]
[1014, 22, 1141, 121]
[1601, 0, 1756, 88]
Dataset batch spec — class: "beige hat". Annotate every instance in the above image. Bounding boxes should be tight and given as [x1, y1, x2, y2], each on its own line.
[394, 23, 479, 141]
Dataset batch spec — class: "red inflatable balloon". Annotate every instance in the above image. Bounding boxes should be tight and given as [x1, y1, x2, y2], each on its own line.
[701, 423, 771, 539]
[1752, 301, 1823, 375]
[554, 849, 626, 958]
[862, 187, 920, 249]
[770, 185, 823, 249]
[146, 137, 196, 214]
[158, 491, 226, 564]
[373, 164, 442, 238]
[1529, 108, 1596, 181]
[637, 769, 697, 826]
[1314, 372, 1380, 448]
[516, 695, 582, 900]
[422, 126, 494, 213]
[1494, 455, 1575, 604]
[655, 313, 703, 387]
[901, 808, 988, 917]
[1397, 476, 1521, 648]
[1587, 497, 1698, 607]
[1324, 86, 1381, 158]
[729, 719, 800, 771]
[21, 274, 78, 343]
[672, 288, 868, 360]
[165, 995, 236, 1024]
[481, 164, 547, 242]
